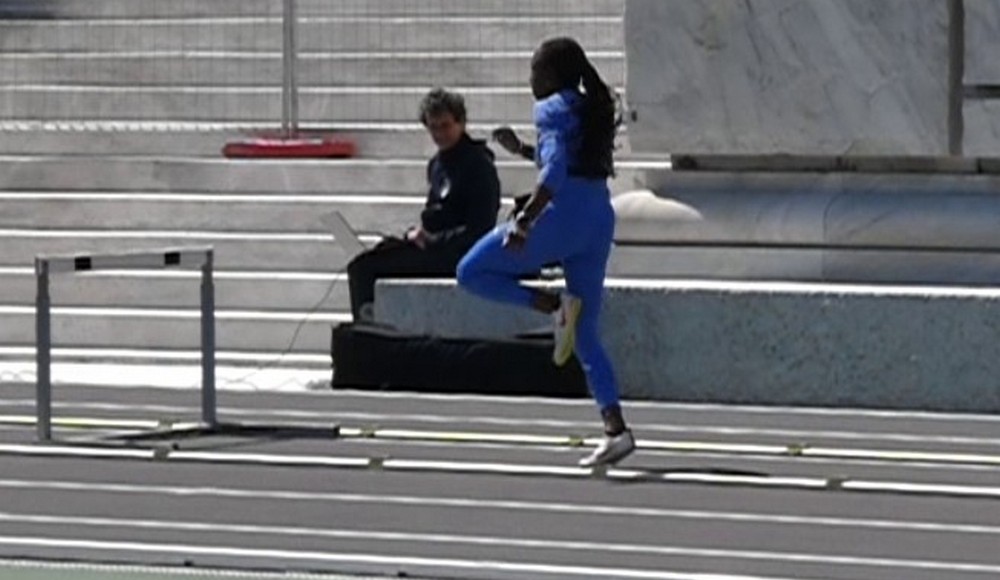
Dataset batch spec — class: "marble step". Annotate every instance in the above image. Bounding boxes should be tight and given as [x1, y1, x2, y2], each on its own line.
[0, 53, 624, 87]
[0, 266, 353, 312]
[0, 17, 623, 52]
[0, 155, 660, 194]
[0, 232, 354, 272]
[0, 123, 542, 158]
[41, 0, 624, 19]
[0, 345, 332, 370]
[0, 86, 544, 123]
[0, 304, 344, 354]
[0, 192, 433, 234]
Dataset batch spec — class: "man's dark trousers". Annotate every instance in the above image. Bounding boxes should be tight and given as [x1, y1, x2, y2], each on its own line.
[346, 237, 468, 320]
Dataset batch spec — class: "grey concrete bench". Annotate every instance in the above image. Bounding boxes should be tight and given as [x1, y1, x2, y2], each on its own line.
[374, 172, 1000, 413]
[375, 277, 1000, 413]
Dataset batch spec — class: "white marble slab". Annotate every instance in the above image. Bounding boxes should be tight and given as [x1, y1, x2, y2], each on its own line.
[626, 0, 951, 155]
[966, 0, 1000, 85]
[964, 100, 1000, 156]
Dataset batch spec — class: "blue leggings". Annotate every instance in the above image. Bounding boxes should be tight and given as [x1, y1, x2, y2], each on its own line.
[457, 187, 620, 411]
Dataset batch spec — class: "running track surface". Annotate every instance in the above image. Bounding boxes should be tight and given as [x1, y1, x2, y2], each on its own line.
[0, 382, 999, 580]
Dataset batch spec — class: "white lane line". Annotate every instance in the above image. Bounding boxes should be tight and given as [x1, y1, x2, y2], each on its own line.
[0, 446, 153, 459]
[845, 480, 1000, 498]
[0, 513, 998, 574]
[2, 400, 997, 448]
[4, 445, 1000, 498]
[0, 537, 840, 580]
[2, 479, 999, 536]
[2, 416, 995, 473]
[6, 413, 999, 467]
[0, 443, 821, 490]
[0, 415, 192, 430]
[1, 383, 995, 425]
[0, 559, 336, 580]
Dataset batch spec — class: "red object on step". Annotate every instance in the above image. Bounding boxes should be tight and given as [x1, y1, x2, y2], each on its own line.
[222, 136, 357, 159]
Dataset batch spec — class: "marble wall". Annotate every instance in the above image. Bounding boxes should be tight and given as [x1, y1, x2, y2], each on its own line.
[967, 0, 1000, 84]
[625, 0, 1000, 156]
[965, 0, 1000, 155]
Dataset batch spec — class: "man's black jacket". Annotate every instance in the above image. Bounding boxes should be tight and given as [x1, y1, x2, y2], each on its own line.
[420, 133, 501, 252]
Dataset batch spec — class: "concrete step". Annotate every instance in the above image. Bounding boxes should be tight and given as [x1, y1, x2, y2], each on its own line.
[0, 86, 544, 123]
[0, 226, 676, 279]
[0, 53, 625, 87]
[0, 346, 332, 370]
[0, 123, 539, 158]
[0, 192, 434, 233]
[0, 156, 660, 194]
[0, 267, 351, 312]
[0, 17, 623, 52]
[0, 231, 353, 271]
[0, 304, 343, 354]
[0, 122, 643, 159]
[42, 0, 623, 19]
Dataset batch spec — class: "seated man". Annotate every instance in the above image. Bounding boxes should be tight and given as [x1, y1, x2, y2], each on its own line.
[347, 88, 502, 321]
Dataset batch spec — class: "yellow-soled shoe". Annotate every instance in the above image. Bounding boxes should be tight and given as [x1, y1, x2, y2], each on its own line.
[552, 293, 582, 366]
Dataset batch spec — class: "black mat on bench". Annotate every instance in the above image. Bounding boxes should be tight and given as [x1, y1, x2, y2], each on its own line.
[331, 323, 587, 398]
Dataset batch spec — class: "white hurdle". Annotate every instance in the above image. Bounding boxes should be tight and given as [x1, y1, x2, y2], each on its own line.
[34, 246, 215, 442]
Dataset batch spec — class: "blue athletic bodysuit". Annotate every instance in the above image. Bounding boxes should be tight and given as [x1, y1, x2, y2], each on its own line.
[457, 88, 620, 410]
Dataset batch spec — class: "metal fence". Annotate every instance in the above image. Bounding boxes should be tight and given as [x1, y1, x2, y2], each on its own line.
[0, 0, 625, 138]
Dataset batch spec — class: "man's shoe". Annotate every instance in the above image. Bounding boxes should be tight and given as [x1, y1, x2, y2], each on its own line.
[552, 293, 582, 366]
[578, 429, 636, 467]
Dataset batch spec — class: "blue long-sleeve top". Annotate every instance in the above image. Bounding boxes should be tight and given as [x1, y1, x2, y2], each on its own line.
[534, 88, 585, 195]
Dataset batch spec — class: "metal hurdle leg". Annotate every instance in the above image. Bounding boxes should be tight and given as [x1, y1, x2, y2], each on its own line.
[201, 250, 217, 428]
[35, 258, 52, 442]
[281, 0, 299, 137]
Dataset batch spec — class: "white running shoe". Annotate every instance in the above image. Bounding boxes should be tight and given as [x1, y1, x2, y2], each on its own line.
[552, 293, 582, 366]
[578, 429, 636, 467]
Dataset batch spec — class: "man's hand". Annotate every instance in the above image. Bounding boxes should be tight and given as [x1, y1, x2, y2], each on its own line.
[406, 227, 429, 250]
[491, 126, 522, 156]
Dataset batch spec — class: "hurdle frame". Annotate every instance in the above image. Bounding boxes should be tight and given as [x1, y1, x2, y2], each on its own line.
[34, 246, 216, 442]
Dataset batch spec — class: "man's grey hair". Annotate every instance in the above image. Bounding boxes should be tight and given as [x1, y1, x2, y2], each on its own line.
[419, 87, 467, 125]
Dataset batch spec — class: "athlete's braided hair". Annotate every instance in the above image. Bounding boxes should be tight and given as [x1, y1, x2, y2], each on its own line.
[535, 37, 617, 178]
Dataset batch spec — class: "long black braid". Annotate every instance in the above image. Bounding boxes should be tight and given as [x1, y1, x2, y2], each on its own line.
[537, 37, 617, 178]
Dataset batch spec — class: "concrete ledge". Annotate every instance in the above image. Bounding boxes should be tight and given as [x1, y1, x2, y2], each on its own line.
[614, 169, 1000, 284]
[376, 278, 1000, 413]
[669, 154, 999, 174]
